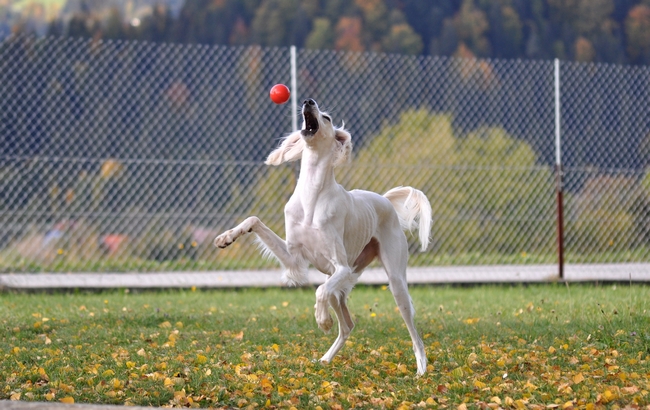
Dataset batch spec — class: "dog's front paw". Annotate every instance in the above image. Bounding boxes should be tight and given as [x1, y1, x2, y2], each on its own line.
[316, 311, 334, 333]
[213, 231, 237, 248]
[214, 217, 259, 249]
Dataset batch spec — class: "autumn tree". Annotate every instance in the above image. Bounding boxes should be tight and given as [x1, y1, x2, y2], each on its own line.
[356, 0, 389, 50]
[28, 1, 650, 64]
[625, 4, 650, 64]
[335, 16, 364, 52]
[453, 0, 491, 57]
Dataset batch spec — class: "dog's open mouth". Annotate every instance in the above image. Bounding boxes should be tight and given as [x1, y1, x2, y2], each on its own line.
[301, 110, 319, 137]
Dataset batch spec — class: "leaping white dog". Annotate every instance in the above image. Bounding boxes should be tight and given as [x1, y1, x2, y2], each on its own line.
[214, 99, 431, 375]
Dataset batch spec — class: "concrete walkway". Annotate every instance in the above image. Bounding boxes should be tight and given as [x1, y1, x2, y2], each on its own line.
[0, 401, 152, 410]
[1, 263, 648, 289]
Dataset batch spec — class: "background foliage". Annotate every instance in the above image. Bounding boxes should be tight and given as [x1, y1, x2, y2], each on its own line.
[7, 0, 650, 65]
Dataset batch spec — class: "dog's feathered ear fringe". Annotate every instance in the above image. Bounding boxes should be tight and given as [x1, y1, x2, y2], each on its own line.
[265, 126, 353, 167]
[265, 130, 305, 166]
[333, 126, 352, 167]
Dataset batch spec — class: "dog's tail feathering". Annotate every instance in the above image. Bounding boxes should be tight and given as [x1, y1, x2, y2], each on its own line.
[383, 186, 432, 251]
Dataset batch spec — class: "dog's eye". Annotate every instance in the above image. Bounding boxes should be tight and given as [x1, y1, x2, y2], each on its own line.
[323, 115, 331, 122]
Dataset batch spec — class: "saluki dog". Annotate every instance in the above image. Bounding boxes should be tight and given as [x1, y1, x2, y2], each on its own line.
[214, 99, 432, 375]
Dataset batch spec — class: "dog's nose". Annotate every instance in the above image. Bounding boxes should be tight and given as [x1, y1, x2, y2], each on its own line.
[303, 98, 316, 106]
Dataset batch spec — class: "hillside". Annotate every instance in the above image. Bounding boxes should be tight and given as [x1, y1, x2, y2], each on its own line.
[3, 0, 650, 65]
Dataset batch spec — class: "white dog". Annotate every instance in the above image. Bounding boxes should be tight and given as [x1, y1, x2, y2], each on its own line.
[214, 99, 431, 375]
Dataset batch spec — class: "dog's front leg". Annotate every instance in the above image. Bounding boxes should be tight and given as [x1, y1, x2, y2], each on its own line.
[315, 283, 335, 333]
[214, 216, 259, 248]
[214, 216, 292, 265]
[315, 265, 358, 360]
[315, 266, 358, 338]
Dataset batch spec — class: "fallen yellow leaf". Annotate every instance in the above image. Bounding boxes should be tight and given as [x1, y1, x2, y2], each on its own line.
[572, 373, 584, 384]
[473, 379, 487, 389]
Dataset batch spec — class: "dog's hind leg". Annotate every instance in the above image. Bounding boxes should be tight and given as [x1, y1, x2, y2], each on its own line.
[378, 231, 427, 375]
[319, 291, 355, 365]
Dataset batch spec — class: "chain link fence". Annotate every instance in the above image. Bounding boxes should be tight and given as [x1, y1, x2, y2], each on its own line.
[1, 35, 649, 274]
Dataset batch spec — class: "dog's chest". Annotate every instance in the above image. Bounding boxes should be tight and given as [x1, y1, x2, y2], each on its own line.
[284, 196, 342, 265]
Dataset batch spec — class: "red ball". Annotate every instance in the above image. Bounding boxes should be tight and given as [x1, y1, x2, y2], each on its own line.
[270, 84, 290, 104]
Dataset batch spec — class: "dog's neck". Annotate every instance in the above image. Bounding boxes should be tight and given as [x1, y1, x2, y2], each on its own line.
[295, 146, 337, 224]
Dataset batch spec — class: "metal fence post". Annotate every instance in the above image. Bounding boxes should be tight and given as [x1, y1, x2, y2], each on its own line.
[290, 45, 298, 132]
[554, 58, 565, 280]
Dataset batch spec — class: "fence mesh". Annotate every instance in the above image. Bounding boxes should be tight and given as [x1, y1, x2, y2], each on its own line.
[1, 35, 649, 274]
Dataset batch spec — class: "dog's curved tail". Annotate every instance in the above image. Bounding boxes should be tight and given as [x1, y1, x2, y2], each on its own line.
[384, 186, 432, 251]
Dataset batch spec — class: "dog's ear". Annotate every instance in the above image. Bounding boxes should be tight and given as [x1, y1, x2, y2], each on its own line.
[265, 131, 305, 166]
[333, 127, 352, 167]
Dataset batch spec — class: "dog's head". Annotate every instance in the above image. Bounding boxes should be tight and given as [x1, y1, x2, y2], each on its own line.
[265, 99, 352, 167]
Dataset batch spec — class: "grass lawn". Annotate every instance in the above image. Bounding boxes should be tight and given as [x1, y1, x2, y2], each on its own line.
[1, 284, 649, 408]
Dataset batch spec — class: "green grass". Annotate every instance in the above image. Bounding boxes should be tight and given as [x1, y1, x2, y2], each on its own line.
[1, 285, 650, 408]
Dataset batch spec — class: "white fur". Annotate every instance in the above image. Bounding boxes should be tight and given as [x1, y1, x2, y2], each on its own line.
[214, 99, 432, 375]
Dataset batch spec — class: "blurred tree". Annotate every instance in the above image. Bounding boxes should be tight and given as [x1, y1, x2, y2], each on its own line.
[335, 16, 364, 52]
[323, 0, 356, 22]
[103, 7, 125, 40]
[47, 18, 65, 37]
[230, 17, 250, 45]
[138, 4, 174, 43]
[437, 18, 459, 56]
[453, 0, 491, 57]
[381, 10, 423, 55]
[355, 0, 389, 50]
[67, 11, 92, 38]
[488, 4, 523, 58]
[37, 0, 650, 64]
[575, 0, 614, 36]
[175, 0, 248, 44]
[306, 18, 335, 49]
[625, 4, 650, 64]
[251, 0, 299, 46]
[547, 0, 620, 62]
[574, 36, 595, 62]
